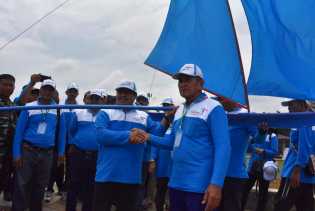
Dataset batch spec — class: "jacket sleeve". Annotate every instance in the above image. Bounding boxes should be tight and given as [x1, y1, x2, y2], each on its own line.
[151, 146, 159, 160]
[67, 112, 77, 141]
[295, 127, 312, 168]
[263, 134, 279, 157]
[207, 106, 231, 187]
[13, 111, 29, 159]
[146, 116, 167, 136]
[57, 112, 68, 156]
[149, 123, 175, 150]
[95, 111, 130, 146]
[248, 132, 265, 153]
[248, 127, 258, 140]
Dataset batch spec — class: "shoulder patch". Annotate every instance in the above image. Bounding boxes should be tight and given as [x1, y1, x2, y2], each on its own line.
[27, 101, 57, 116]
[76, 110, 96, 122]
[126, 110, 148, 126]
[186, 98, 220, 121]
[174, 104, 185, 121]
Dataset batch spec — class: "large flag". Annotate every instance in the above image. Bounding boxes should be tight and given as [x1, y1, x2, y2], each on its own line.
[243, 0, 315, 100]
[145, 0, 248, 107]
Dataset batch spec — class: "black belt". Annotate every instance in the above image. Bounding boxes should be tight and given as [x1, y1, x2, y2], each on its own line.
[69, 145, 97, 156]
[23, 141, 54, 153]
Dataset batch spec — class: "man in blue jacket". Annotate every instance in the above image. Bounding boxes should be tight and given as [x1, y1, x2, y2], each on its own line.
[12, 79, 66, 211]
[273, 100, 315, 211]
[66, 89, 102, 211]
[93, 81, 172, 211]
[215, 97, 258, 211]
[45, 82, 79, 202]
[134, 64, 231, 211]
[151, 98, 175, 211]
[242, 126, 278, 211]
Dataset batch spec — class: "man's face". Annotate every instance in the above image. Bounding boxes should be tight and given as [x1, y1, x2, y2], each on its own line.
[100, 96, 107, 104]
[88, 95, 102, 114]
[162, 103, 173, 107]
[53, 90, 60, 104]
[178, 75, 203, 99]
[116, 88, 136, 105]
[288, 101, 308, 113]
[83, 92, 91, 104]
[88, 95, 101, 105]
[136, 97, 149, 106]
[66, 88, 78, 100]
[0, 79, 15, 98]
[39, 86, 55, 102]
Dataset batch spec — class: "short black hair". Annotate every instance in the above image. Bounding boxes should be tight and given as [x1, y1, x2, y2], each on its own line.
[0, 74, 15, 82]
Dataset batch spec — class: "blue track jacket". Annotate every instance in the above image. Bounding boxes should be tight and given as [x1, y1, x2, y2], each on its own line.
[149, 93, 231, 193]
[95, 108, 166, 184]
[13, 100, 65, 159]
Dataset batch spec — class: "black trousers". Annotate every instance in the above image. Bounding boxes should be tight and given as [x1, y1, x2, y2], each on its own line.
[12, 148, 53, 211]
[273, 178, 314, 211]
[93, 182, 140, 211]
[47, 151, 65, 193]
[0, 150, 14, 195]
[218, 177, 247, 211]
[242, 171, 270, 211]
[66, 148, 97, 211]
[155, 177, 169, 211]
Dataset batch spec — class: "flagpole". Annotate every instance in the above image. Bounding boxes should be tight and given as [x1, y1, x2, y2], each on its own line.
[226, 0, 251, 112]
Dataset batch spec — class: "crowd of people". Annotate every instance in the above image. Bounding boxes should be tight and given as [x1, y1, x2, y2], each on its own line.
[0, 63, 314, 211]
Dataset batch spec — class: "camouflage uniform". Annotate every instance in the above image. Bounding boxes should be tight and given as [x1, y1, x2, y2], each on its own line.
[0, 97, 17, 192]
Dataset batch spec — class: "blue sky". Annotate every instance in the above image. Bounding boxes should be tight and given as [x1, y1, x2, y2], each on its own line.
[0, 0, 287, 112]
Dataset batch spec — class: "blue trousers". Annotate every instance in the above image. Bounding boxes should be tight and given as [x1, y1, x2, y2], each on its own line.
[169, 188, 205, 211]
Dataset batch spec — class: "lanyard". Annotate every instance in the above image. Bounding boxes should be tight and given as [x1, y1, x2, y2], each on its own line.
[40, 109, 49, 122]
[178, 104, 191, 130]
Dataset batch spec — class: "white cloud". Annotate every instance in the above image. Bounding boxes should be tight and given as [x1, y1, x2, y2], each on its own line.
[0, 0, 285, 112]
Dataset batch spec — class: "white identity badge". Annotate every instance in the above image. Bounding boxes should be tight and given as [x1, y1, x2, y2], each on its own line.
[174, 128, 183, 148]
[37, 122, 47, 134]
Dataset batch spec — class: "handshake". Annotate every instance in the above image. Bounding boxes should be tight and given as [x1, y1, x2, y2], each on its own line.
[129, 128, 150, 144]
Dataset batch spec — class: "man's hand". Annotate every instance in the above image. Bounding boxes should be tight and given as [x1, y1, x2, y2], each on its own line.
[148, 161, 156, 174]
[290, 166, 301, 188]
[30, 74, 42, 85]
[129, 128, 149, 144]
[13, 158, 23, 169]
[202, 184, 222, 211]
[255, 147, 264, 155]
[162, 106, 178, 127]
[165, 106, 178, 118]
[57, 156, 65, 166]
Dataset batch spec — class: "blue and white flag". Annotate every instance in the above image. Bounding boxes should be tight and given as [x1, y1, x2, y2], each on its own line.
[145, 0, 248, 107]
[243, 0, 315, 100]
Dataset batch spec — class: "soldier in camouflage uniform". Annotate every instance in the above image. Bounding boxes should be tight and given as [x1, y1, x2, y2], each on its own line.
[0, 74, 17, 201]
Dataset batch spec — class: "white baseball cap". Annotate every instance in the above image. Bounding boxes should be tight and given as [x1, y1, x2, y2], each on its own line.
[88, 89, 102, 97]
[173, 64, 204, 79]
[97, 89, 107, 97]
[263, 161, 278, 181]
[162, 98, 174, 105]
[41, 79, 56, 89]
[116, 80, 137, 94]
[66, 82, 79, 91]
